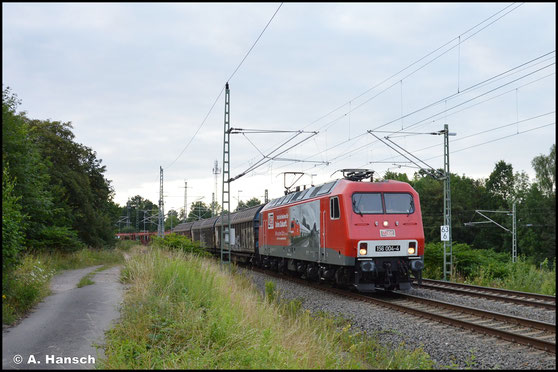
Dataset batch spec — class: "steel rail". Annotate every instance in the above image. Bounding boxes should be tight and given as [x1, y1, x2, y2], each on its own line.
[391, 292, 555, 333]
[414, 279, 555, 310]
[249, 267, 555, 354]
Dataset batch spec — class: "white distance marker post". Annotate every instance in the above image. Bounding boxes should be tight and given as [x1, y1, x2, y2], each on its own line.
[440, 225, 450, 241]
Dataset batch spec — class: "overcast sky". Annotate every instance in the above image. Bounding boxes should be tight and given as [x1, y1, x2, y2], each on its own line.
[3, 2, 556, 216]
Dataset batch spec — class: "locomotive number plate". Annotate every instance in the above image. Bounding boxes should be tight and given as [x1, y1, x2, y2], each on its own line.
[375, 245, 400, 252]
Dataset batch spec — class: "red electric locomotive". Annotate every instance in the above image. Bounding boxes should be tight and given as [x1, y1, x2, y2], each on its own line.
[257, 170, 424, 292]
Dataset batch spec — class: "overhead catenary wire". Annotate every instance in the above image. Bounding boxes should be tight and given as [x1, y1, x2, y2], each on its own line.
[165, 3, 283, 171]
[371, 61, 555, 133]
[273, 52, 554, 172]
[376, 111, 555, 160]
[352, 121, 555, 172]
[429, 122, 555, 159]
[301, 2, 524, 133]
[238, 2, 525, 171]
[340, 118, 556, 174]
[230, 130, 320, 182]
[303, 112, 555, 178]
[270, 55, 554, 173]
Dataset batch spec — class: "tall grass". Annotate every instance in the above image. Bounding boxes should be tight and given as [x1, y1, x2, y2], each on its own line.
[35, 247, 125, 272]
[2, 256, 54, 324]
[423, 242, 556, 295]
[467, 258, 556, 295]
[100, 248, 434, 369]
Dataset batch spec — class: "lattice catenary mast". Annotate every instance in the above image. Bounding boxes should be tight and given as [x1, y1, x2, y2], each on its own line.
[442, 124, 453, 281]
[220, 83, 232, 264]
[158, 166, 165, 237]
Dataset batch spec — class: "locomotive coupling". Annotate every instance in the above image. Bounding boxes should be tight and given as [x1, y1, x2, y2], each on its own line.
[359, 260, 375, 272]
[410, 259, 424, 272]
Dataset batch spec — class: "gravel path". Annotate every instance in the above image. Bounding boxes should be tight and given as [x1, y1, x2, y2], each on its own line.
[245, 269, 556, 370]
[2, 266, 123, 370]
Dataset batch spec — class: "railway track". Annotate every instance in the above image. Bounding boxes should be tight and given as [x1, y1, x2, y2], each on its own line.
[413, 278, 556, 310]
[250, 267, 556, 354]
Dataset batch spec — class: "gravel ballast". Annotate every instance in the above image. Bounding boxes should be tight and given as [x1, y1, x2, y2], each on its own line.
[407, 286, 556, 325]
[245, 269, 556, 370]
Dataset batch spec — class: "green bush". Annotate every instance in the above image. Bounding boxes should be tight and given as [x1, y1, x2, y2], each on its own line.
[496, 257, 555, 295]
[423, 242, 555, 295]
[423, 242, 509, 280]
[151, 234, 210, 257]
[30, 225, 85, 253]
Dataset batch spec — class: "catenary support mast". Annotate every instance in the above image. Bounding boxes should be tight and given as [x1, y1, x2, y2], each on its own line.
[221, 83, 231, 264]
[158, 166, 165, 237]
[443, 124, 452, 281]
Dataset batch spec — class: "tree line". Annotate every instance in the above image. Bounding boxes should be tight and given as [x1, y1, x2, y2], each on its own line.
[383, 145, 555, 264]
[116, 196, 264, 232]
[118, 150, 555, 264]
[3, 87, 120, 273]
[3, 86, 555, 275]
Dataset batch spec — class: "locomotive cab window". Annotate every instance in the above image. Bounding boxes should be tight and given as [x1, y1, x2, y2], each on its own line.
[352, 193, 383, 214]
[352, 192, 415, 214]
[330, 196, 340, 220]
[384, 193, 414, 214]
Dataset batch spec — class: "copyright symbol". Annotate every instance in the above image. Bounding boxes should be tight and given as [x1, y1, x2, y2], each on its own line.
[13, 354, 23, 364]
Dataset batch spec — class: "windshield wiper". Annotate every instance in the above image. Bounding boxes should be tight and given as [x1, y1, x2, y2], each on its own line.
[352, 199, 363, 217]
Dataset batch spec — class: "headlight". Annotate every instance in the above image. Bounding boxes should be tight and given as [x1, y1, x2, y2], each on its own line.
[408, 241, 417, 255]
[359, 242, 367, 256]
[383, 220, 389, 227]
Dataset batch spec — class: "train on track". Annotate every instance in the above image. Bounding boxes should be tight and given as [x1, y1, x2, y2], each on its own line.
[173, 170, 425, 292]
[116, 231, 159, 245]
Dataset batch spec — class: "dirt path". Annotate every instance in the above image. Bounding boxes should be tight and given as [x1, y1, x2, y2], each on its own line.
[2, 265, 123, 370]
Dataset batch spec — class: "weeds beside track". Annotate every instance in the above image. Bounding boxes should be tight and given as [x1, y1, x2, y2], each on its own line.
[99, 247, 434, 369]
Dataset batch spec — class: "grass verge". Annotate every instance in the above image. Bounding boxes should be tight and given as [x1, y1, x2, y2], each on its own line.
[99, 247, 434, 369]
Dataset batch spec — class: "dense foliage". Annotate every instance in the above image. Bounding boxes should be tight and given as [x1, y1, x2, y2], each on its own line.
[2, 87, 119, 274]
[151, 233, 210, 256]
[384, 145, 556, 264]
[186, 201, 213, 221]
[235, 197, 262, 211]
[117, 195, 159, 233]
[423, 242, 555, 295]
[2, 167, 25, 271]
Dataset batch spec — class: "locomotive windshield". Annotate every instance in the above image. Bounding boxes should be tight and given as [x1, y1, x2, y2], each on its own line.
[352, 192, 414, 214]
[384, 193, 415, 214]
[352, 193, 382, 214]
